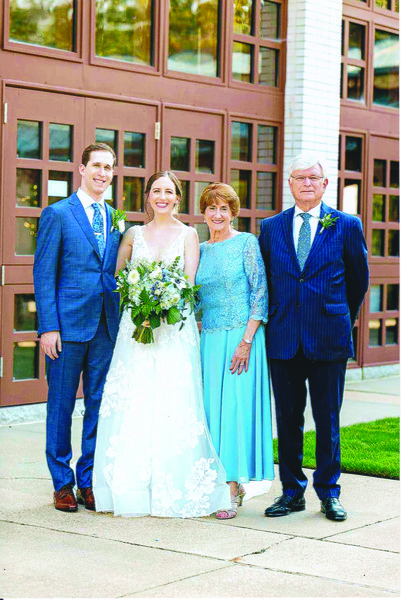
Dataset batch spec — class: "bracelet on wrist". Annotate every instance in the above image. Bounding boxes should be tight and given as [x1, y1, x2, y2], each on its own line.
[242, 337, 252, 344]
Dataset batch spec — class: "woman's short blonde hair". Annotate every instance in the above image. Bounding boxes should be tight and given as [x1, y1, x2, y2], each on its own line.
[199, 183, 240, 218]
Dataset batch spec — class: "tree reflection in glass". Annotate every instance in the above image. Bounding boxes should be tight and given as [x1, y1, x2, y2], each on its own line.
[9, 0, 75, 52]
[96, 0, 153, 65]
[168, 0, 220, 77]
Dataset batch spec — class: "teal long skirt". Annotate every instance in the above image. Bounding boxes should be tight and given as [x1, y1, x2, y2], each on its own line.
[200, 324, 275, 483]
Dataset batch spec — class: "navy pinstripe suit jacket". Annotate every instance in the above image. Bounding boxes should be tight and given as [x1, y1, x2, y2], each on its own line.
[259, 202, 369, 361]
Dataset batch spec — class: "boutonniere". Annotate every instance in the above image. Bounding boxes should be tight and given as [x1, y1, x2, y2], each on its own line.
[319, 213, 339, 234]
[111, 209, 127, 234]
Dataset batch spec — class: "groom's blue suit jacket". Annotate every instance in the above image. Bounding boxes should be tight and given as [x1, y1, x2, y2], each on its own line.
[259, 202, 369, 361]
[34, 192, 121, 343]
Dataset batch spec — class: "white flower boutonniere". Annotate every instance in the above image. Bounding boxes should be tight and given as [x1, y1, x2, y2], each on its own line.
[319, 213, 339, 234]
[111, 209, 127, 233]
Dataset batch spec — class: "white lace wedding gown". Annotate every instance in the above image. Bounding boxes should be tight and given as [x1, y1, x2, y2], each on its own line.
[93, 226, 231, 517]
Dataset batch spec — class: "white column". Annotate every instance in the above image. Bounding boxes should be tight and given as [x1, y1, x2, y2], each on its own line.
[283, 0, 342, 209]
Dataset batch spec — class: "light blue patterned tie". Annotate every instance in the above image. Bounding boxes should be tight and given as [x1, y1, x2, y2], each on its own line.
[92, 202, 105, 259]
[297, 213, 312, 270]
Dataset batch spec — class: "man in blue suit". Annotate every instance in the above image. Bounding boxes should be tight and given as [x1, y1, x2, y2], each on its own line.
[34, 143, 122, 512]
[259, 154, 369, 521]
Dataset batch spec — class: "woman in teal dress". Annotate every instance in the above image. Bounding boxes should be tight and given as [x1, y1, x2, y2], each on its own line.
[196, 182, 274, 520]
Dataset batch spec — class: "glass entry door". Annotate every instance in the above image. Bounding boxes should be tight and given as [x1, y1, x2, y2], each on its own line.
[0, 87, 158, 407]
[161, 106, 225, 241]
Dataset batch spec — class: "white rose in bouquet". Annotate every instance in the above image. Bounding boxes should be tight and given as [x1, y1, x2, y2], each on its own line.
[127, 269, 140, 285]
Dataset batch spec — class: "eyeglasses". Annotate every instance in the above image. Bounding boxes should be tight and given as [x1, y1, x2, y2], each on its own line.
[291, 176, 323, 183]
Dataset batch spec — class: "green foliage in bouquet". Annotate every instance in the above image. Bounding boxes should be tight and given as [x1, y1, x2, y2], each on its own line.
[116, 256, 201, 344]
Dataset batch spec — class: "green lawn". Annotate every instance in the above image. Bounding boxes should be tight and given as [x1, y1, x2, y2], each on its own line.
[273, 417, 400, 479]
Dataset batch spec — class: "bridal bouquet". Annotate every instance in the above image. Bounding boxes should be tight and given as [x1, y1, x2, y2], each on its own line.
[116, 256, 201, 344]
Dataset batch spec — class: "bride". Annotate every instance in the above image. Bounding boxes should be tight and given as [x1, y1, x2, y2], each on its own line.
[93, 171, 231, 517]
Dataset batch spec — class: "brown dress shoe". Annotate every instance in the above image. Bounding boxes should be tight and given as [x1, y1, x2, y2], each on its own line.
[54, 485, 78, 512]
[77, 487, 96, 511]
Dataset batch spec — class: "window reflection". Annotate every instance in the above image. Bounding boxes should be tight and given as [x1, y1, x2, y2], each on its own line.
[256, 172, 276, 210]
[123, 177, 144, 212]
[388, 230, 399, 256]
[17, 120, 42, 159]
[259, 47, 278, 86]
[231, 169, 251, 208]
[194, 181, 211, 214]
[171, 137, 190, 172]
[370, 285, 383, 312]
[15, 217, 38, 255]
[17, 169, 41, 208]
[96, 129, 118, 158]
[372, 194, 385, 221]
[371, 229, 385, 256]
[347, 65, 364, 101]
[385, 318, 398, 345]
[387, 284, 399, 310]
[345, 137, 362, 172]
[343, 180, 360, 215]
[196, 140, 214, 174]
[373, 29, 399, 108]
[233, 0, 253, 36]
[95, 0, 153, 66]
[348, 22, 365, 60]
[9, 0, 75, 52]
[13, 341, 39, 380]
[48, 171, 72, 205]
[124, 132, 145, 168]
[369, 319, 382, 346]
[261, 1, 280, 40]
[389, 196, 399, 222]
[233, 42, 253, 82]
[168, 0, 219, 77]
[374, 159, 386, 187]
[257, 125, 276, 164]
[49, 123, 72, 162]
[231, 122, 252, 162]
[14, 294, 37, 332]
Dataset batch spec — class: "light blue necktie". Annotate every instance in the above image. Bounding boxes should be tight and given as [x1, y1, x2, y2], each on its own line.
[297, 213, 312, 270]
[92, 202, 105, 259]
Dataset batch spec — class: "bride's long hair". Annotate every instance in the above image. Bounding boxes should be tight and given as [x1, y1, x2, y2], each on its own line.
[144, 171, 183, 222]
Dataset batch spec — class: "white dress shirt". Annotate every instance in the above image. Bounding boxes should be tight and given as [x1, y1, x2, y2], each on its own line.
[77, 187, 108, 242]
[293, 202, 322, 252]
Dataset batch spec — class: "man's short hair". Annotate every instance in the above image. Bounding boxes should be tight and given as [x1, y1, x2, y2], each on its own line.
[287, 154, 328, 179]
[81, 143, 116, 167]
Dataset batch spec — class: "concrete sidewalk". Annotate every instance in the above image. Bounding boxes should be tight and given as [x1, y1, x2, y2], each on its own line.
[0, 376, 399, 598]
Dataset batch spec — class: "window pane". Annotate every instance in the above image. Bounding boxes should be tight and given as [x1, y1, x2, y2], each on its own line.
[14, 294, 37, 332]
[256, 172, 276, 209]
[385, 318, 398, 345]
[48, 171, 72, 205]
[231, 122, 252, 162]
[259, 47, 278, 86]
[124, 132, 145, 168]
[231, 169, 251, 208]
[374, 159, 386, 187]
[233, 0, 253, 35]
[10, 0, 75, 52]
[96, 129, 118, 158]
[196, 140, 214, 174]
[15, 217, 38, 255]
[373, 29, 399, 108]
[233, 217, 251, 232]
[17, 120, 42, 159]
[13, 341, 39, 380]
[49, 123, 72, 162]
[387, 284, 399, 310]
[123, 177, 144, 212]
[369, 319, 382, 346]
[256, 217, 264, 234]
[343, 180, 360, 214]
[388, 230, 399, 256]
[168, 0, 219, 77]
[370, 284, 383, 312]
[347, 65, 364, 101]
[194, 181, 211, 214]
[372, 194, 385, 221]
[345, 137, 362, 171]
[348, 22, 365, 60]
[95, 0, 153, 65]
[261, 1, 280, 40]
[371, 229, 385, 256]
[171, 137, 190, 172]
[257, 125, 276, 164]
[375, 0, 391, 8]
[179, 180, 189, 214]
[389, 195, 399, 222]
[16, 168, 41, 208]
[194, 222, 209, 243]
[390, 161, 399, 188]
[232, 42, 253, 82]
[104, 178, 117, 208]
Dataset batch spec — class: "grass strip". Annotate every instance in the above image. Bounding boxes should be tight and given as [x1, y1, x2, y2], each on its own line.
[273, 417, 399, 479]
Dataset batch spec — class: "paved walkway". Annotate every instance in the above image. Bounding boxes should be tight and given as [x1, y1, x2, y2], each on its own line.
[0, 376, 399, 598]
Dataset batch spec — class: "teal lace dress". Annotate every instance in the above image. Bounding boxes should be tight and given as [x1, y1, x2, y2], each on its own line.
[196, 233, 274, 483]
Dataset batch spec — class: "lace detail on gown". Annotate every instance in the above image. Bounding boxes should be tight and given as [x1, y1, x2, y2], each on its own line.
[93, 225, 230, 517]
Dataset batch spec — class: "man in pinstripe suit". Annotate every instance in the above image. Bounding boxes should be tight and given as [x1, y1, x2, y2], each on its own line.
[259, 154, 369, 521]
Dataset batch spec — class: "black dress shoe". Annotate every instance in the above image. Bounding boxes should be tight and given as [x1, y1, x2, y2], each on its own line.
[321, 497, 347, 521]
[264, 494, 306, 517]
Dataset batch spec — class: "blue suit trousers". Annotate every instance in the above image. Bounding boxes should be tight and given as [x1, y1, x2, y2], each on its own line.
[45, 308, 115, 491]
[270, 347, 347, 500]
